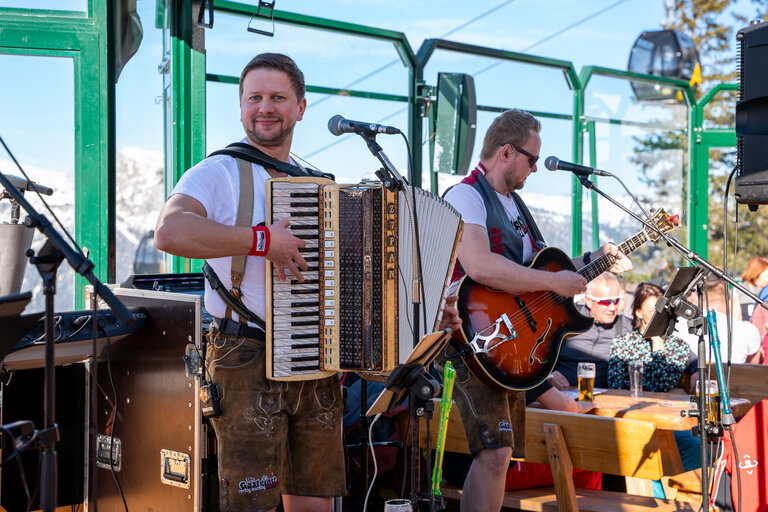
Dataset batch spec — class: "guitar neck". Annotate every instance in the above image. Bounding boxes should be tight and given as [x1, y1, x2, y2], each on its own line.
[578, 231, 648, 283]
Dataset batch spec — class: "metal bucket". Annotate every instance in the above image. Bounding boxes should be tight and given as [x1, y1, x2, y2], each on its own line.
[0, 223, 34, 296]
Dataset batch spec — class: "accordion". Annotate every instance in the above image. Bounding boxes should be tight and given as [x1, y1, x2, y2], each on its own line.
[265, 177, 463, 381]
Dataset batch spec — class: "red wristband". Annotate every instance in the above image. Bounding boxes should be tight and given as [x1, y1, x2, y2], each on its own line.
[249, 226, 270, 256]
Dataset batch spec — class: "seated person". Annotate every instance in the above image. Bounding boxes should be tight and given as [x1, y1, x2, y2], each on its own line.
[738, 256, 768, 319]
[608, 283, 702, 499]
[676, 278, 762, 364]
[549, 272, 633, 389]
[608, 282, 696, 392]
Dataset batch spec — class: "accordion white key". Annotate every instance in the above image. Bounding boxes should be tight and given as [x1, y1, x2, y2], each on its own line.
[265, 177, 463, 381]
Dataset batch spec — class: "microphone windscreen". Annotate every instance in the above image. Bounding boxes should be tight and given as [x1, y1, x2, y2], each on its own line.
[328, 115, 344, 136]
[544, 156, 559, 171]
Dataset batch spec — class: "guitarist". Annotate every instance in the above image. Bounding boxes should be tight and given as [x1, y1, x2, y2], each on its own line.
[437, 109, 632, 512]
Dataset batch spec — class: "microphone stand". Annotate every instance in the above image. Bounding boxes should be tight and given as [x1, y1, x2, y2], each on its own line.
[356, 130, 439, 510]
[0, 170, 135, 512]
[576, 174, 764, 510]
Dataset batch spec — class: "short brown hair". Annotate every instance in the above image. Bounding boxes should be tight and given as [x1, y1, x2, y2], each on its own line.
[239, 53, 305, 101]
[480, 109, 541, 160]
[741, 256, 768, 286]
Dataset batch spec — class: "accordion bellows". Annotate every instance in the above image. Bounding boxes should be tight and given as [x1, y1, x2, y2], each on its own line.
[265, 177, 463, 381]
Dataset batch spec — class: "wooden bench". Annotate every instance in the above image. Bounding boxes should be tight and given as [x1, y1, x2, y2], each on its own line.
[419, 401, 698, 511]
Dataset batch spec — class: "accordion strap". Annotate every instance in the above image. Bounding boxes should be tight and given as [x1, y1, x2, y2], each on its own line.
[209, 142, 335, 181]
[202, 262, 266, 330]
[202, 156, 264, 326]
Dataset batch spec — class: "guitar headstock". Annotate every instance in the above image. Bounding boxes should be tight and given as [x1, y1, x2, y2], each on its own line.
[643, 208, 679, 243]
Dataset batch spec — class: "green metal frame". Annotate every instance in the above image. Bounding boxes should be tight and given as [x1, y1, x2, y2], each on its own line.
[415, 38, 578, 194]
[578, 66, 695, 255]
[0, 0, 115, 308]
[690, 83, 739, 256]
[1, 2, 734, 293]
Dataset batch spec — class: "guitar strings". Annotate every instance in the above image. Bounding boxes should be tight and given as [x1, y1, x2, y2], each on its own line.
[472, 217, 670, 353]
[474, 249, 625, 352]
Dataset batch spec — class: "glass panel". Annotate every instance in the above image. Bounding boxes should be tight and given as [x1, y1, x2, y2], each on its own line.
[702, 89, 737, 130]
[115, 0, 166, 282]
[0, 54, 75, 310]
[584, 73, 689, 284]
[707, 147, 747, 269]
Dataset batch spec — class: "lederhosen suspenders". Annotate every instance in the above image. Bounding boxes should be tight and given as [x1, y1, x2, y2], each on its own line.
[202, 143, 334, 332]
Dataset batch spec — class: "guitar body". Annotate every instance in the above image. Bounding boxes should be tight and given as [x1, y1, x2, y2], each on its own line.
[455, 247, 594, 392]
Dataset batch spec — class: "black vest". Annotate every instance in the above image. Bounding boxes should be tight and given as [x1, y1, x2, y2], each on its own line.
[451, 167, 546, 280]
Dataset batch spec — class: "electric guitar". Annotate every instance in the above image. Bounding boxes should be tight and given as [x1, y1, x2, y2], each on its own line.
[454, 209, 678, 392]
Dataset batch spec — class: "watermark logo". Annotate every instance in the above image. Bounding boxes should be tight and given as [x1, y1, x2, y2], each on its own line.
[238, 474, 279, 494]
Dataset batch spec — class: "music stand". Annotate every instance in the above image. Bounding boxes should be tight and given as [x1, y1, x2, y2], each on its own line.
[367, 329, 451, 416]
[643, 266, 705, 338]
[0, 291, 43, 361]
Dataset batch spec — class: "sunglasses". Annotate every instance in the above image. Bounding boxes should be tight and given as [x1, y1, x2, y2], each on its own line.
[586, 295, 621, 306]
[506, 144, 540, 168]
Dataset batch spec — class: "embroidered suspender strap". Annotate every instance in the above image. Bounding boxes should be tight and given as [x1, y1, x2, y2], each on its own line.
[224, 157, 256, 321]
[208, 142, 335, 181]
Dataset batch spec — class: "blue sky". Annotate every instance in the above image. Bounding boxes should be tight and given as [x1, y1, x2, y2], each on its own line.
[0, 0, 755, 199]
[1, 0, 759, 308]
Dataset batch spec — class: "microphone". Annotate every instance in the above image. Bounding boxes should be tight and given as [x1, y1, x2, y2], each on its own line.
[3, 175, 54, 195]
[327, 115, 401, 136]
[544, 156, 611, 177]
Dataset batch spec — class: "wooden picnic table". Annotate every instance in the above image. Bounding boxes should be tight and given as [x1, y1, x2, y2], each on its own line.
[587, 388, 752, 430]
[581, 388, 752, 476]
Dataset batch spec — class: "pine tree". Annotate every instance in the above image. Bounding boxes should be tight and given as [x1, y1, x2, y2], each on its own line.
[631, 0, 768, 282]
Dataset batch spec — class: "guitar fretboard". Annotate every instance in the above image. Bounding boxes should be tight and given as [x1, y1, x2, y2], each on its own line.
[578, 231, 649, 283]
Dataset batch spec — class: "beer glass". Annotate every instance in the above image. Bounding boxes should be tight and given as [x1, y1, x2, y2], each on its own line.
[696, 379, 721, 423]
[628, 360, 644, 398]
[384, 499, 413, 511]
[577, 362, 596, 401]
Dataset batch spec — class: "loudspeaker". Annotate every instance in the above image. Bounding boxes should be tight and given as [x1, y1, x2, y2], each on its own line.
[429, 73, 477, 176]
[735, 20, 768, 207]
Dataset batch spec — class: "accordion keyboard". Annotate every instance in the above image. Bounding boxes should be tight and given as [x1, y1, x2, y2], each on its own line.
[266, 178, 336, 380]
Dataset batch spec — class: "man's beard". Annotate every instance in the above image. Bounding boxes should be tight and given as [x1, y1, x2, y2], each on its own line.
[507, 174, 526, 192]
[244, 117, 292, 147]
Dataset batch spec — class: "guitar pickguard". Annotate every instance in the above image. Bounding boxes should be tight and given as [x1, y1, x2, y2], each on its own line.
[529, 318, 552, 365]
[514, 295, 537, 332]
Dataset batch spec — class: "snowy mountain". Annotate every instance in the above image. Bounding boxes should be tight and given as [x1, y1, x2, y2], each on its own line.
[2, 149, 672, 314]
[1, 148, 164, 312]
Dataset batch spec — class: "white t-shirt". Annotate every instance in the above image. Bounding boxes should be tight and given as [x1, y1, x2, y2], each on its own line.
[675, 311, 761, 364]
[444, 181, 534, 263]
[170, 153, 283, 325]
